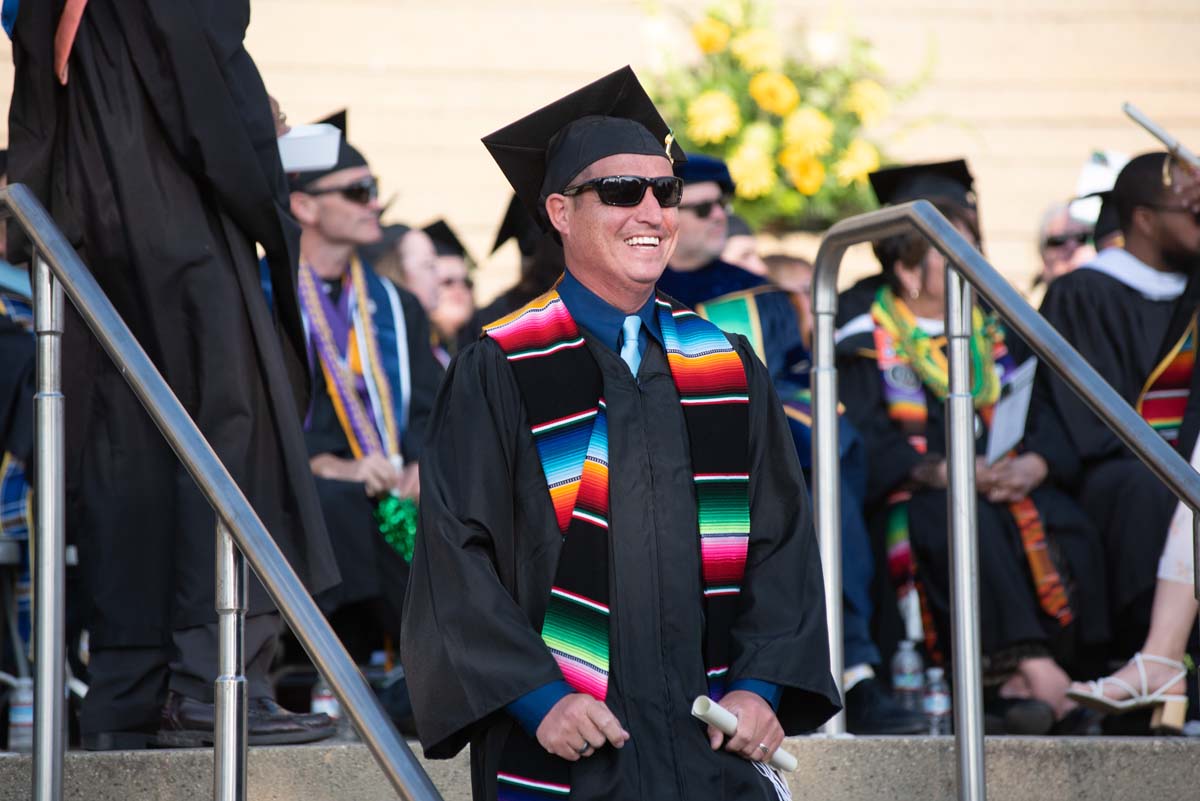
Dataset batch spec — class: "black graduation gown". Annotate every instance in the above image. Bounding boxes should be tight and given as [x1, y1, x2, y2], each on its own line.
[305, 283, 443, 637]
[836, 324, 1107, 666]
[402, 332, 839, 801]
[0, 308, 34, 467]
[7, 0, 338, 647]
[1034, 267, 1185, 649]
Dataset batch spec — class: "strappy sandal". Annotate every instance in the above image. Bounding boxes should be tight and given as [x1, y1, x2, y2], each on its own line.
[1066, 653, 1188, 734]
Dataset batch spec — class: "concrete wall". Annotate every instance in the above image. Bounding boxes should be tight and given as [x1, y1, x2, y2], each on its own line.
[0, 1, 1196, 301]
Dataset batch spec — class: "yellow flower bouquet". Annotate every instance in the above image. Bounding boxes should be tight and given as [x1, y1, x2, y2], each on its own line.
[648, 0, 900, 231]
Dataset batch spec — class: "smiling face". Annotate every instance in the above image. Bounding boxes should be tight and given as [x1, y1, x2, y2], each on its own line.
[545, 152, 679, 310]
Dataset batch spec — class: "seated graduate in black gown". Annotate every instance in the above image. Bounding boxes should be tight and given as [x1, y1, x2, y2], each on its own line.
[835, 160, 1106, 734]
[285, 135, 444, 661]
[660, 154, 921, 734]
[1034, 152, 1200, 659]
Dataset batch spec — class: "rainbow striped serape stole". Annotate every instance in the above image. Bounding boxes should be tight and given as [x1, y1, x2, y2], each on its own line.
[484, 289, 752, 799]
[656, 298, 751, 697]
[1137, 314, 1197, 447]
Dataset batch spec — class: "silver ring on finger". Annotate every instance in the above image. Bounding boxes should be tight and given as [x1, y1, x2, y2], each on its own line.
[577, 743, 592, 755]
[757, 742, 770, 756]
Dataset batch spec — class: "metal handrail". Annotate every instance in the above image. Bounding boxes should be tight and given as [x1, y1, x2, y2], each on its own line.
[811, 200, 1200, 801]
[8, 184, 443, 801]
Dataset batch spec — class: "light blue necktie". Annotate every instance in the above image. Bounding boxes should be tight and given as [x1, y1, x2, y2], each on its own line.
[619, 315, 642, 377]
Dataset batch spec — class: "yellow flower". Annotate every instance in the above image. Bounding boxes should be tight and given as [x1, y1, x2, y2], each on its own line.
[844, 80, 890, 127]
[779, 147, 826, 196]
[782, 107, 833, 158]
[730, 30, 783, 72]
[740, 121, 778, 153]
[692, 17, 731, 55]
[748, 72, 800, 117]
[686, 90, 742, 145]
[728, 144, 777, 200]
[834, 139, 881, 186]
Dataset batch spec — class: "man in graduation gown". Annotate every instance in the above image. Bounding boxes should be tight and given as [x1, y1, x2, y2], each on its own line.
[402, 67, 838, 801]
[660, 155, 920, 734]
[1035, 152, 1200, 656]
[284, 137, 443, 661]
[8, 0, 340, 747]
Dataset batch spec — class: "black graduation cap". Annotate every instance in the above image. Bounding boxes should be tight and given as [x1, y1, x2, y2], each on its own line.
[318, 109, 347, 135]
[869, 159, 976, 210]
[1087, 190, 1119, 245]
[288, 109, 366, 191]
[423, 219, 472, 262]
[491, 195, 541, 257]
[481, 66, 686, 232]
[358, 223, 410, 267]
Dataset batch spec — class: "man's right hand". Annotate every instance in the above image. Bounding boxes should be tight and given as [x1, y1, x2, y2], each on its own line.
[535, 693, 630, 762]
[309, 453, 400, 497]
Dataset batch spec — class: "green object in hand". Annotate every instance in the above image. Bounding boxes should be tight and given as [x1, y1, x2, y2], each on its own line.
[374, 494, 419, 563]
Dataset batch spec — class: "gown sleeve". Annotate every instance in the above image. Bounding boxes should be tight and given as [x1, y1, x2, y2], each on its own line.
[726, 337, 841, 734]
[401, 340, 565, 759]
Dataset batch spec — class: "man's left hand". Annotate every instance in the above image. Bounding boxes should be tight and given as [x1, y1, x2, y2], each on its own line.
[706, 689, 785, 763]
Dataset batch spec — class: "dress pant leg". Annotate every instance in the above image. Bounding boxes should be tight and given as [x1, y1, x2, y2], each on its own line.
[168, 612, 283, 702]
[79, 647, 170, 736]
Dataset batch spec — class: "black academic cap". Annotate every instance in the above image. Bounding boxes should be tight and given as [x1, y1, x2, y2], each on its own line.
[424, 219, 471, 261]
[492, 194, 541, 257]
[481, 66, 686, 232]
[869, 159, 976, 210]
[288, 110, 366, 191]
[318, 109, 347, 135]
[358, 223, 410, 267]
[1087, 190, 1120, 246]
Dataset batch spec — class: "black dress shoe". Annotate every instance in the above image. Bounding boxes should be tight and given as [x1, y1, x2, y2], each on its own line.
[984, 694, 1054, 735]
[155, 690, 337, 747]
[844, 677, 928, 735]
[81, 730, 157, 751]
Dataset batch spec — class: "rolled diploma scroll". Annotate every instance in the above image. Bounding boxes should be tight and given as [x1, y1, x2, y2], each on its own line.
[691, 696, 798, 772]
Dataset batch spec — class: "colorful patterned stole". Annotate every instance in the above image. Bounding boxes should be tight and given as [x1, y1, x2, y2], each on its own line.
[869, 287, 1072, 658]
[483, 288, 751, 800]
[0, 290, 33, 542]
[1136, 314, 1197, 447]
[296, 257, 419, 560]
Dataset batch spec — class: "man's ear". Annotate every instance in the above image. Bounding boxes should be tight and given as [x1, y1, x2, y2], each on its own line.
[290, 191, 318, 227]
[545, 195, 571, 238]
[893, 261, 921, 299]
[1130, 206, 1158, 241]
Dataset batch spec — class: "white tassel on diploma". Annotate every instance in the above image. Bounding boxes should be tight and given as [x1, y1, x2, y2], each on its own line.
[690, 696, 798, 772]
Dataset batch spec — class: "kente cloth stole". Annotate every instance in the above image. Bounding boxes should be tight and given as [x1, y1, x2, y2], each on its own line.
[483, 289, 751, 800]
[869, 288, 1072, 660]
[1137, 313, 1197, 448]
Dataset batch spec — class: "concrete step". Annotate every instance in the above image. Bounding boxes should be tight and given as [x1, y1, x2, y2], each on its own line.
[0, 736, 1196, 801]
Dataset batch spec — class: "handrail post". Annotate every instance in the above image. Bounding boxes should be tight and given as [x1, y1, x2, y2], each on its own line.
[812, 293, 845, 735]
[214, 521, 247, 801]
[944, 266, 986, 801]
[32, 253, 66, 801]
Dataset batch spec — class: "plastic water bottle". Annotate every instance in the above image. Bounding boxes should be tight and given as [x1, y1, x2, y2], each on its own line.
[311, 678, 339, 720]
[924, 667, 952, 736]
[7, 678, 33, 752]
[890, 640, 925, 713]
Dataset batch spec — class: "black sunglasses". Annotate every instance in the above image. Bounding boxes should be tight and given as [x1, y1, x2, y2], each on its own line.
[1043, 231, 1090, 249]
[561, 175, 684, 208]
[305, 176, 379, 205]
[679, 195, 732, 219]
